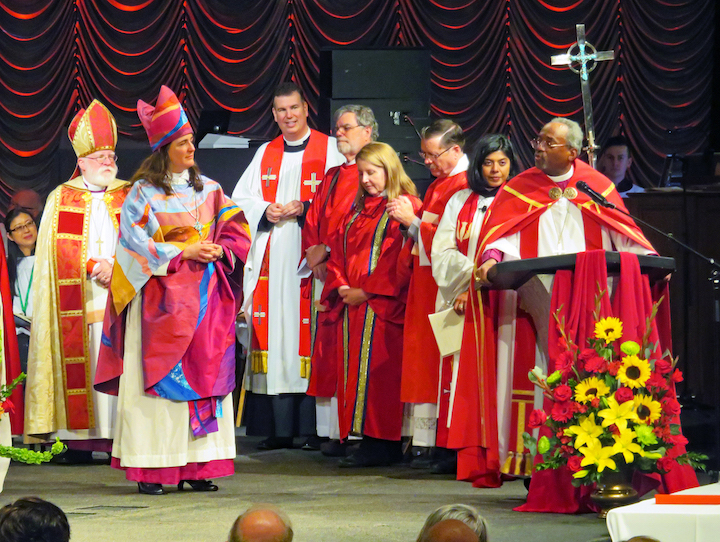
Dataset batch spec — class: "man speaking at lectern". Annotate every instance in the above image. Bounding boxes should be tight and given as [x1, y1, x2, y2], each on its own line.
[453, 117, 697, 510]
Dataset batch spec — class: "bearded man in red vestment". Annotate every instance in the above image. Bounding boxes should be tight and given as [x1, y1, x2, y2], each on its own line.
[302, 104, 377, 455]
[388, 119, 469, 473]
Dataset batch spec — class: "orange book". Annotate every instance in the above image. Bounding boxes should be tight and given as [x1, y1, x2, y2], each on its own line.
[655, 494, 720, 505]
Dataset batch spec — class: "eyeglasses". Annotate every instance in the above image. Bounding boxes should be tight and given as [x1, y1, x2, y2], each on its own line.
[335, 124, 362, 134]
[419, 147, 453, 161]
[9, 220, 36, 233]
[84, 154, 118, 165]
[531, 138, 568, 151]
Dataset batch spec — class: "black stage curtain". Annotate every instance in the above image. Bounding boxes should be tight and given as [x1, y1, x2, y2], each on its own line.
[0, 0, 713, 207]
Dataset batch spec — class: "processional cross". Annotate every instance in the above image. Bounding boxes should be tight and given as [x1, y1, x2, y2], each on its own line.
[551, 24, 614, 169]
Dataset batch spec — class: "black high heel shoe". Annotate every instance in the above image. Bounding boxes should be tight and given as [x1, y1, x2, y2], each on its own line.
[177, 479, 218, 492]
[137, 482, 165, 495]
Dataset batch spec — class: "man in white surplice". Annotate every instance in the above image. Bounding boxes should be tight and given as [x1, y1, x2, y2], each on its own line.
[232, 82, 343, 449]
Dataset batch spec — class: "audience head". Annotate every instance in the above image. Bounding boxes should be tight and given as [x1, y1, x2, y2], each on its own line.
[417, 504, 488, 542]
[9, 189, 43, 220]
[0, 497, 70, 542]
[467, 134, 517, 196]
[272, 82, 309, 142]
[599, 135, 633, 185]
[4, 207, 38, 257]
[533, 117, 583, 176]
[420, 119, 465, 178]
[333, 105, 378, 161]
[228, 504, 293, 542]
[355, 142, 417, 206]
[625, 538, 661, 542]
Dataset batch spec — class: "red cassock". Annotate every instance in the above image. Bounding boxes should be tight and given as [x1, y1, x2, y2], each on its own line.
[302, 162, 359, 398]
[400, 171, 468, 405]
[322, 194, 421, 441]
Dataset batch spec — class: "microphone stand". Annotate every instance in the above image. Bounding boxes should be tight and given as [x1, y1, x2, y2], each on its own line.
[580, 185, 720, 473]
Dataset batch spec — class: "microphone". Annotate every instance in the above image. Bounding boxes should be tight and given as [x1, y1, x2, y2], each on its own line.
[576, 181, 616, 209]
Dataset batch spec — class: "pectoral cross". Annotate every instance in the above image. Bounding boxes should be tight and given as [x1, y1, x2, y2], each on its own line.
[551, 24, 614, 168]
[96, 237, 104, 253]
[302, 173, 321, 194]
[253, 305, 266, 325]
[261, 168, 277, 187]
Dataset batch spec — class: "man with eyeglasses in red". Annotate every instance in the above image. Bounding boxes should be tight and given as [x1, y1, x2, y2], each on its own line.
[459, 118, 697, 508]
[25, 100, 130, 464]
[387, 119, 469, 474]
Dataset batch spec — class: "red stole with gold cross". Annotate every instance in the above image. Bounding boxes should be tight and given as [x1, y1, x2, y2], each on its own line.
[251, 131, 329, 377]
[54, 181, 128, 430]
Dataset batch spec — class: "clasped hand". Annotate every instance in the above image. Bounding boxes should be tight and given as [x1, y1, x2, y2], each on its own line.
[91, 259, 113, 289]
[265, 200, 304, 223]
[182, 240, 224, 263]
[386, 195, 416, 227]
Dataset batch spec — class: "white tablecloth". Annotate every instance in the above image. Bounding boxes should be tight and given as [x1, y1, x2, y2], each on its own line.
[606, 482, 720, 542]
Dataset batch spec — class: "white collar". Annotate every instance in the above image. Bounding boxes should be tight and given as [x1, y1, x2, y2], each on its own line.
[284, 128, 311, 146]
[449, 154, 469, 177]
[169, 170, 190, 186]
[547, 165, 574, 183]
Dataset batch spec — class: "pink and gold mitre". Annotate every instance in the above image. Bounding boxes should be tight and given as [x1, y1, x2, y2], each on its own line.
[137, 85, 192, 152]
[68, 100, 118, 158]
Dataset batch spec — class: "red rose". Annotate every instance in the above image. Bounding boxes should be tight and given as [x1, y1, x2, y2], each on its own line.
[646, 372, 669, 391]
[590, 397, 600, 408]
[608, 361, 622, 376]
[658, 456, 678, 473]
[551, 401, 575, 423]
[654, 359, 672, 374]
[670, 369, 684, 383]
[576, 403, 588, 414]
[528, 409, 547, 429]
[567, 455, 582, 472]
[553, 385, 573, 402]
[554, 351, 575, 378]
[614, 387, 634, 404]
[661, 397, 681, 416]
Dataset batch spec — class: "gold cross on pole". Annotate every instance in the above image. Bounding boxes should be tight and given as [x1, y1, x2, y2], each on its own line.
[551, 24, 614, 168]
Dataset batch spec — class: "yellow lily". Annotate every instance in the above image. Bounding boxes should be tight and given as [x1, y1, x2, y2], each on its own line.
[565, 413, 603, 449]
[579, 440, 617, 473]
[611, 429, 644, 463]
[598, 396, 636, 432]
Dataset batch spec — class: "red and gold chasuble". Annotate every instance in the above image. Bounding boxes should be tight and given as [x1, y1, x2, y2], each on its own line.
[54, 181, 128, 430]
[250, 130, 329, 377]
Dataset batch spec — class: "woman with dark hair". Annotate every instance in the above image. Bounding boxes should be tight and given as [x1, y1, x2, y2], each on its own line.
[96, 86, 251, 495]
[4, 207, 37, 372]
[431, 134, 535, 487]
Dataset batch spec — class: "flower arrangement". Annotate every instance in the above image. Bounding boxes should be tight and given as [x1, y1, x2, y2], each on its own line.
[0, 373, 65, 463]
[523, 294, 705, 486]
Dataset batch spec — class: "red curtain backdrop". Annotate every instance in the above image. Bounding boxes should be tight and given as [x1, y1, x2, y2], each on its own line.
[0, 0, 713, 205]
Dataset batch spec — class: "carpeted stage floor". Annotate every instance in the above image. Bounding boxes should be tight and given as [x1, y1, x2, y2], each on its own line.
[1, 434, 675, 542]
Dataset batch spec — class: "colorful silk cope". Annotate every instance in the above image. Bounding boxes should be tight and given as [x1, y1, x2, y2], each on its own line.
[302, 162, 359, 398]
[95, 177, 250, 437]
[250, 130, 330, 377]
[322, 194, 421, 441]
[401, 170, 468, 405]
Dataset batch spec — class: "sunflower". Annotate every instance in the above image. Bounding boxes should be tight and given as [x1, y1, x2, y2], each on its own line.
[617, 355, 652, 389]
[633, 394, 662, 424]
[594, 317, 623, 344]
[574, 376, 611, 404]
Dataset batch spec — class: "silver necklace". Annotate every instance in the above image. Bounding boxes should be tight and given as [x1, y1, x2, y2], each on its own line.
[171, 183, 202, 233]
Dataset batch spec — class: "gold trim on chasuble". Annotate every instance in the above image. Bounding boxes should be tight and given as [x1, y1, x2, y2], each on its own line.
[342, 210, 390, 436]
[53, 185, 124, 430]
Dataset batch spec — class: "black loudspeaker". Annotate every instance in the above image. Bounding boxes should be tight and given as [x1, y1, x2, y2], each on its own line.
[319, 48, 432, 185]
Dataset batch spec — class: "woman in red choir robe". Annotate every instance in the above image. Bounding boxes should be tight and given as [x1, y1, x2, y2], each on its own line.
[321, 142, 421, 467]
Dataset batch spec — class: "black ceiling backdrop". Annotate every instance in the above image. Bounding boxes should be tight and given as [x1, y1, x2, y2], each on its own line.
[0, 0, 714, 209]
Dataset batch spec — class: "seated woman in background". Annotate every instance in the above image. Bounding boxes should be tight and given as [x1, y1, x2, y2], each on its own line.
[430, 134, 533, 487]
[321, 141, 421, 468]
[4, 207, 38, 373]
